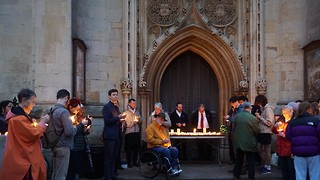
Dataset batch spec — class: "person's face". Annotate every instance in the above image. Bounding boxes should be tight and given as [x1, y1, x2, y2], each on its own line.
[176, 104, 183, 112]
[231, 101, 240, 108]
[282, 109, 293, 120]
[155, 117, 165, 125]
[155, 107, 162, 114]
[238, 100, 244, 105]
[21, 96, 36, 114]
[70, 104, 81, 115]
[4, 102, 13, 115]
[109, 92, 118, 103]
[129, 101, 136, 109]
[199, 106, 205, 113]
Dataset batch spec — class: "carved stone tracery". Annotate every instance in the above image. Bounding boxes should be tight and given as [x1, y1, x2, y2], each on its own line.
[203, 0, 237, 27]
[147, 0, 181, 26]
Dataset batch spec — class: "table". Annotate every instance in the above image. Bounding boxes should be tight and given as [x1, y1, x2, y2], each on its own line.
[170, 135, 225, 166]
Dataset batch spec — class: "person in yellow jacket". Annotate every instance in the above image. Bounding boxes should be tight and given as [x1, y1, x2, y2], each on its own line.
[146, 112, 182, 175]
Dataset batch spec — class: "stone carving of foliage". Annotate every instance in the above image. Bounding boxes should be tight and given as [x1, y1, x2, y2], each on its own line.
[203, 0, 237, 27]
[147, 0, 181, 26]
[255, 77, 267, 95]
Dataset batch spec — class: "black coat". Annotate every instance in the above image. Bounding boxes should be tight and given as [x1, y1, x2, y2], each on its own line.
[102, 101, 121, 140]
[170, 110, 189, 131]
[191, 110, 213, 131]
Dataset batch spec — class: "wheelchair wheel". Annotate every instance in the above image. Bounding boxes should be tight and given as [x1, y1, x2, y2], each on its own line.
[139, 150, 162, 178]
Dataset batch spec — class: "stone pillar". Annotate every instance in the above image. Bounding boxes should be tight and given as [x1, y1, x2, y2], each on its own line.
[138, 88, 151, 141]
[121, 79, 132, 111]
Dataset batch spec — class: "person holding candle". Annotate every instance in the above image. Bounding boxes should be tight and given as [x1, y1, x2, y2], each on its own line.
[271, 105, 295, 180]
[191, 104, 213, 160]
[51, 89, 77, 180]
[102, 89, 126, 180]
[254, 95, 275, 174]
[123, 98, 141, 168]
[286, 102, 320, 180]
[66, 98, 92, 180]
[170, 102, 189, 160]
[146, 112, 182, 175]
[0, 89, 49, 180]
[0, 100, 13, 134]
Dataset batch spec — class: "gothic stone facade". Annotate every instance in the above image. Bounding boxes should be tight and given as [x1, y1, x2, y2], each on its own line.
[0, 0, 320, 145]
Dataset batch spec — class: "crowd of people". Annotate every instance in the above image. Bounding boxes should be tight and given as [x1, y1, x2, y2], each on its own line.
[228, 95, 320, 180]
[0, 87, 320, 180]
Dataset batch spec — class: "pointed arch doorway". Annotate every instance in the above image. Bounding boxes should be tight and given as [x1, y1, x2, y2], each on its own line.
[160, 51, 219, 130]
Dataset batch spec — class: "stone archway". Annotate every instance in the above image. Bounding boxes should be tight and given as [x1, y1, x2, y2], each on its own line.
[139, 25, 246, 137]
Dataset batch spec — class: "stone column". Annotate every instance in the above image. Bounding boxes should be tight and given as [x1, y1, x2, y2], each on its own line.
[121, 79, 132, 111]
[138, 88, 151, 141]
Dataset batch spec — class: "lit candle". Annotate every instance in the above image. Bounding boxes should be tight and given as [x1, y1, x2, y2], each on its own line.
[4, 132, 8, 136]
[177, 128, 181, 134]
[203, 128, 206, 134]
[134, 115, 138, 122]
[70, 115, 76, 124]
[170, 129, 174, 134]
[193, 128, 196, 133]
[33, 122, 38, 127]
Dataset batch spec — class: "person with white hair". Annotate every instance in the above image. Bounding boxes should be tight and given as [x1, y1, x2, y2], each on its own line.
[147, 102, 171, 129]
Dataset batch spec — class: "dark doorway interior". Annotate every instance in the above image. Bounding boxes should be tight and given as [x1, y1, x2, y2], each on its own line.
[160, 51, 219, 131]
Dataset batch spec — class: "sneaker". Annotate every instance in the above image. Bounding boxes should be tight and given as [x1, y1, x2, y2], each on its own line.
[259, 167, 271, 174]
[168, 168, 177, 176]
[175, 169, 183, 174]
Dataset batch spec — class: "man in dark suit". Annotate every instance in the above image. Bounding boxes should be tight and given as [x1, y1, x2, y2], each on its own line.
[170, 102, 189, 159]
[102, 89, 126, 180]
[191, 104, 213, 160]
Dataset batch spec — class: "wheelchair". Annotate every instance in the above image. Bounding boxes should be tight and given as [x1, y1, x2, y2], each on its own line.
[138, 143, 182, 179]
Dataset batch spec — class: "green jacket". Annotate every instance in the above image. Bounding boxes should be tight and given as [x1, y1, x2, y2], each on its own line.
[234, 110, 260, 152]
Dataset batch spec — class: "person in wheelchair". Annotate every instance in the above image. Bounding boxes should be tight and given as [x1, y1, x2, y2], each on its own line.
[146, 112, 182, 176]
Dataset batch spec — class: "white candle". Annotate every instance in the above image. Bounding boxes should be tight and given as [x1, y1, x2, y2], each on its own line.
[203, 128, 206, 134]
[177, 128, 181, 134]
[170, 129, 174, 133]
[193, 128, 196, 133]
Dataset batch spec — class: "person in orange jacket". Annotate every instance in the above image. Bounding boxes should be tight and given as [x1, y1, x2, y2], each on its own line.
[0, 89, 49, 180]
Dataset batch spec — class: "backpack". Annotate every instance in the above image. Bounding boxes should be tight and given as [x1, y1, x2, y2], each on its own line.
[41, 107, 64, 149]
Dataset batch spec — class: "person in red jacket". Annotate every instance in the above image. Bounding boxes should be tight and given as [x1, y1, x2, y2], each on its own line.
[272, 105, 295, 180]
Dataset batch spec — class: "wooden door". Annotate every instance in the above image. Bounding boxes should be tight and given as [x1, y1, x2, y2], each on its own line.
[160, 51, 219, 130]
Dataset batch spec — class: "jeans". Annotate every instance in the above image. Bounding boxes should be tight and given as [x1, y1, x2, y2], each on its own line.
[233, 149, 256, 179]
[152, 146, 179, 169]
[294, 155, 320, 180]
[104, 139, 120, 180]
[278, 156, 295, 180]
[51, 146, 71, 180]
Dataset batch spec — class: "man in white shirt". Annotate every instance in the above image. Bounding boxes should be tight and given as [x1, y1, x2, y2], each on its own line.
[191, 104, 213, 160]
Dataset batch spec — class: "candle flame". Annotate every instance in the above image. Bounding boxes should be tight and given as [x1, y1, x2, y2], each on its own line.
[70, 115, 76, 124]
[4, 132, 8, 136]
[33, 122, 38, 127]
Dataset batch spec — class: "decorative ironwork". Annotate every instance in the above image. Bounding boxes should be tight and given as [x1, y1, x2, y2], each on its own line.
[203, 0, 237, 27]
[147, 0, 181, 26]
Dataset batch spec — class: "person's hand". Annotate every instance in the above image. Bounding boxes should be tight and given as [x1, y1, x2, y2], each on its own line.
[182, 123, 186, 127]
[274, 121, 283, 128]
[118, 113, 126, 120]
[255, 113, 261, 119]
[163, 139, 170, 143]
[40, 114, 50, 123]
[82, 119, 89, 125]
[224, 115, 230, 120]
[176, 123, 181, 127]
[278, 131, 285, 137]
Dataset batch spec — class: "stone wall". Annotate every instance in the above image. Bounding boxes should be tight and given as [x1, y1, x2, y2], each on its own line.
[264, 0, 306, 104]
[305, 0, 320, 44]
[0, 0, 72, 103]
[72, 0, 124, 104]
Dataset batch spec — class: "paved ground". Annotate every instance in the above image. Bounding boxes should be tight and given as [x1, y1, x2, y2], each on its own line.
[82, 162, 282, 180]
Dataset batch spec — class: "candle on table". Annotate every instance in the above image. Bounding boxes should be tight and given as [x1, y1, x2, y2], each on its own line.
[193, 128, 196, 133]
[203, 128, 206, 134]
[177, 128, 181, 134]
[170, 129, 174, 133]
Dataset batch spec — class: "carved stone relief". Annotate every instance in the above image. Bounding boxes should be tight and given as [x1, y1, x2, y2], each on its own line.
[140, 0, 248, 88]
